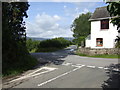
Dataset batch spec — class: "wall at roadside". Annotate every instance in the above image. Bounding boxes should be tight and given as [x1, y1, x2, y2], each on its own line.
[77, 48, 119, 56]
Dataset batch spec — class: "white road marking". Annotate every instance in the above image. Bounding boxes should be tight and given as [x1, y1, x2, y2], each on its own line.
[62, 63, 72, 66]
[104, 68, 109, 70]
[86, 65, 95, 68]
[113, 68, 119, 72]
[37, 65, 85, 87]
[62, 63, 113, 71]
[76, 64, 84, 66]
[8, 67, 57, 83]
[71, 65, 84, 67]
[62, 63, 110, 70]
[28, 67, 56, 76]
[98, 67, 104, 69]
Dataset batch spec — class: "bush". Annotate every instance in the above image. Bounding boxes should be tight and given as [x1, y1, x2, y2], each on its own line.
[36, 37, 72, 52]
[26, 39, 40, 52]
[115, 41, 120, 48]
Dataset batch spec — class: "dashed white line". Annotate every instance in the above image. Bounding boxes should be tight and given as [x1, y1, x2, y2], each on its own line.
[104, 68, 109, 70]
[62, 63, 72, 66]
[62, 63, 113, 71]
[86, 65, 95, 68]
[37, 65, 85, 87]
[76, 64, 84, 66]
[98, 67, 104, 69]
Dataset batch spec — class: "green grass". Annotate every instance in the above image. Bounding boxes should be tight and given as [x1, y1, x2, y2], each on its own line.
[89, 54, 119, 58]
[30, 48, 37, 53]
[76, 53, 119, 59]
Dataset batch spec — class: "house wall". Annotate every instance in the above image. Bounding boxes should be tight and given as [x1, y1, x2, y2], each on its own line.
[85, 39, 91, 48]
[90, 20, 118, 48]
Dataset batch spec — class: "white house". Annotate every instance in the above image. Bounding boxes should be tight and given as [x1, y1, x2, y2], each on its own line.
[85, 6, 118, 48]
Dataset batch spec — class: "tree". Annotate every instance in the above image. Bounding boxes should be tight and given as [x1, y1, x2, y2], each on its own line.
[107, 1, 120, 48]
[2, 2, 37, 75]
[71, 12, 91, 46]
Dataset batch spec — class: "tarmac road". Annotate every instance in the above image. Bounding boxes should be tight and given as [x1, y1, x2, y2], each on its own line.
[3, 45, 118, 88]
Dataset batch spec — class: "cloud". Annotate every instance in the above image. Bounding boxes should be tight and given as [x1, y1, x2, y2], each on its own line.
[53, 15, 61, 21]
[26, 13, 73, 38]
[81, 8, 89, 14]
[63, 4, 89, 20]
[64, 5, 67, 8]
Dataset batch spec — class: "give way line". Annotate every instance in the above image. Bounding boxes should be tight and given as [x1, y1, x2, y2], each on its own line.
[37, 65, 85, 87]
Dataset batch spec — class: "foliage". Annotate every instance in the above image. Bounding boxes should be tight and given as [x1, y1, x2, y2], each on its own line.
[115, 41, 120, 48]
[72, 36, 86, 46]
[107, 1, 120, 47]
[71, 12, 91, 46]
[36, 37, 72, 52]
[2, 2, 38, 76]
[26, 39, 40, 52]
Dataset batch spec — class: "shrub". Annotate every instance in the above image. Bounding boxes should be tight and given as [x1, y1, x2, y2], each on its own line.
[26, 39, 40, 52]
[115, 41, 120, 48]
[36, 37, 72, 52]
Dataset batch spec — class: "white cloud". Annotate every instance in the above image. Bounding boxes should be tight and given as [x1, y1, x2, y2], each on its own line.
[26, 13, 73, 38]
[75, 7, 79, 11]
[81, 8, 89, 14]
[63, 4, 89, 20]
[64, 5, 67, 8]
[53, 15, 61, 21]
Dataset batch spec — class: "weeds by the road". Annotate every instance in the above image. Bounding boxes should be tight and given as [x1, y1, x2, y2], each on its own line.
[3, 55, 39, 78]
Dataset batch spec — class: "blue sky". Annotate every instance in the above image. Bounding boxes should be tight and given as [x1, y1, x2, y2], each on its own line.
[25, 2, 107, 38]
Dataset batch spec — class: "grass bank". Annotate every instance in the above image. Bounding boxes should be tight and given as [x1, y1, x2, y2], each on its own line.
[76, 52, 119, 59]
[3, 55, 39, 78]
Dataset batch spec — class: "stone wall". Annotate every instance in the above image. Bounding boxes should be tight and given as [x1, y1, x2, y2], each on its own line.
[77, 48, 120, 56]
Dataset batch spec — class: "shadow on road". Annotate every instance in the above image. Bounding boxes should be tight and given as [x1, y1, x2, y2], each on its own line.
[102, 64, 120, 89]
[31, 46, 77, 68]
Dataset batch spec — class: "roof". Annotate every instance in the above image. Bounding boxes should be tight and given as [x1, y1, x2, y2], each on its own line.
[89, 6, 111, 21]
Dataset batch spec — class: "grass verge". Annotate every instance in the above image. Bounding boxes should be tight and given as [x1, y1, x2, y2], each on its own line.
[3, 54, 39, 78]
[76, 52, 119, 59]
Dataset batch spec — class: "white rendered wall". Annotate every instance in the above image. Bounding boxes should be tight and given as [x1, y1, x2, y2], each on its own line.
[90, 20, 118, 48]
[85, 39, 91, 48]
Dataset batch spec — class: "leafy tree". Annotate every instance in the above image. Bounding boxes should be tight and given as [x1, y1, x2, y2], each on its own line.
[71, 12, 91, 46]
[2, 2, 38, 75]
[107, 1, 120, 48]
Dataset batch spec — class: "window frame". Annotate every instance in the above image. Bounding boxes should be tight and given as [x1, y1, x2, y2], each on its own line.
[100, 19, 109, 30]
[96, 38, 103, 47]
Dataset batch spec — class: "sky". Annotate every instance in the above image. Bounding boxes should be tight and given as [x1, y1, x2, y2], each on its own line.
[25, 1, 107, 38]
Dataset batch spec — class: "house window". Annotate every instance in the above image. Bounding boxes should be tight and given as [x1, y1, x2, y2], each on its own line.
[101, 19, 109, 29]
[96, 38, 103, 47]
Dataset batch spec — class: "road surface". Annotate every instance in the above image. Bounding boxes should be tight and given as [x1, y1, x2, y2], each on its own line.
[3, 45, 118, 88]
